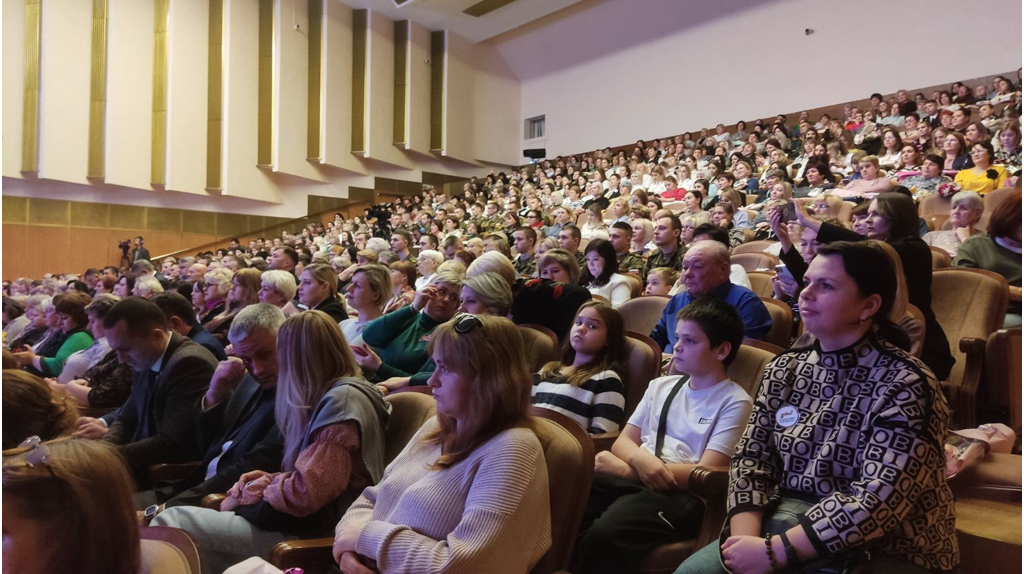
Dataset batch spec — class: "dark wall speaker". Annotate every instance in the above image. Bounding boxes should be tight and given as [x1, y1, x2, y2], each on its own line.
[523, 148, 546, 159]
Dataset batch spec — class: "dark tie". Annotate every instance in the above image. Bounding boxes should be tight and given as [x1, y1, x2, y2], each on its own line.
[654, 375, 689, 459]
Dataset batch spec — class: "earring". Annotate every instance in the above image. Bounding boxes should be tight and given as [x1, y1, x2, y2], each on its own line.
[858, 316, 868, 323]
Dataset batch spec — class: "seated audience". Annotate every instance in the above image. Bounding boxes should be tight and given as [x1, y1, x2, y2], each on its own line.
[357, 271, 462, 391]
[7, 294, 52, 350]
[13, 291, 94, 378]
[901, 154, 953, 199]
[458, 272, 514, 316]
[3, 369, 79, 449]
[532, 301, 627, 434]
[651, 241, 772, 352]
[3, 437, 141, 574]
[200, 268, 232, 325]
[677, 242, 957, 574]
[923, 190, 985, 257]
[578, 299, 752, 574]
[954, 140, 1010, 194]
[340, 263, 391, 346]
[383, 261, 417, 314]
[204, 268, 261, 345]
[259, 269, 302, 316]
[332, 314, 551, 573]
[2, 296, 29, 342]
[50, 294, 117, 384]
[797, 192, 955, 380]
[153, 310, 390, 573]
[643, 215, 685, 279]
[73, 297, 218, 481]
[645, 267, 679, 296]
[538, 247, 582, 284]
[153, 292, 228, 361]
[582, 239, 634, 308]
[832, 155, 893, 199]
[954, 188, 1022, 326]
[298, 263, 349, 323]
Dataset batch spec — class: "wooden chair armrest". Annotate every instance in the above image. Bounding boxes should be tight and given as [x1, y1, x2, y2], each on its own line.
[269, 538, 336, 571]
[958, 337, 988, 429]
[590, 431, 620, 453]
[200, 494, 225, 510]
[147, 461, 202, 483]
[685, 466, 730, 551]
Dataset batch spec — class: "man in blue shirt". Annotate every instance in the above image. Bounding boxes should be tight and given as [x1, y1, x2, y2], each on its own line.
[650, 240, 772, 352]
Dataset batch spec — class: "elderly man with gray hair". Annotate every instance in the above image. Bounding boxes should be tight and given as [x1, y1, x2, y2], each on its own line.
[650, 240, 772, 353]
[151, 303, 287, 513]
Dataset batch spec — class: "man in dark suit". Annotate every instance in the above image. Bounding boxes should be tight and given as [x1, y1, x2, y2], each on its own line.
[132, 236, 151, 262]
[75, 297, 217, 483]
[152, 292, 227, 361]
[159, 303, 285, 509]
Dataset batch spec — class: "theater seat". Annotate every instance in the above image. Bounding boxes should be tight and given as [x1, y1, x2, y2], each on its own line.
[759, 296, 793, 350]
[139, 526, 202, 574]
[746, 271, 776, 298]
[980, 328, 1023, 434]
[931, 268, 1009, 428]
[731, 252, 779, 273]
[619, 295, 670, 337]
[950, 453, 1023, 574]
[591, 332, 662, 452]
[732, 240, 778, 255]
[529, 407, 596, 574]
[519, 324, 562, 373]
[931, 246, 952, 269]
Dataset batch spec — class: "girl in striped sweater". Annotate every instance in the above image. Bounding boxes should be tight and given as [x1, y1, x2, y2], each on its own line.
[531, 301, 628, 434]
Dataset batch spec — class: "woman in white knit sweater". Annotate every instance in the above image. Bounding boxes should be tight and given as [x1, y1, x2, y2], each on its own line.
[332, 314, 552, 574]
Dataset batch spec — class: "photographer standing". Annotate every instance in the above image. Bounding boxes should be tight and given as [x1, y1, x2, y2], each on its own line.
[132, 236, 151, 263]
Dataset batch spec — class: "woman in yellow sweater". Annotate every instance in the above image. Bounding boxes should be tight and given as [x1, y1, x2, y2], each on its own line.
[954, 140, 1009, 194]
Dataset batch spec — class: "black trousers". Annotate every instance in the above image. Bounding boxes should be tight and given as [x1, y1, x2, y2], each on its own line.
[575, 473, 704, 574]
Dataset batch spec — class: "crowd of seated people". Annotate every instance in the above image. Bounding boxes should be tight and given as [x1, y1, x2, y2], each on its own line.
[2, 74, 1022, 573]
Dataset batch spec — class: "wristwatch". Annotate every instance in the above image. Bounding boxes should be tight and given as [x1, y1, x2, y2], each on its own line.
[144, 504, 161, 522]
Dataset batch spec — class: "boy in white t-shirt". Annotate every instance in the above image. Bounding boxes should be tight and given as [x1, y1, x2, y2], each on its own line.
[574, 298, 754, 574]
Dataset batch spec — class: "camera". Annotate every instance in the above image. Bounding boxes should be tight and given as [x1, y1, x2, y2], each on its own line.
[118, 239, 131, 253]
[365, 203, 395, 238]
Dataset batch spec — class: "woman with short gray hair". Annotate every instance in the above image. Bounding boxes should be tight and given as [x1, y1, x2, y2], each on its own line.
[923, 190, 985, 257]
[259, 270, 301, 316]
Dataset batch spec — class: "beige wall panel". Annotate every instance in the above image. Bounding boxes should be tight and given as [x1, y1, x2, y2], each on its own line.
[165, 0, 210, 195]
[3, 0, 26, 177]
[38, 0, 93, 184]
[365, 11, 412, 169]
[405, 21, 432, 154]
[442, 32, 476, 164]
[222, 0, 281, 203]
[276, 0, 327, 182]
[321, 1, 361, 171]
[468, 46, 520, 165]
[105, 0, 155, 189]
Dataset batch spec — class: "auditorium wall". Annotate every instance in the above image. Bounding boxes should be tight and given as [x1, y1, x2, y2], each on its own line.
[491, 0, 1023, 158]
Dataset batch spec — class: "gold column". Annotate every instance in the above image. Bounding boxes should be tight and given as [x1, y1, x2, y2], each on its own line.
[307, 0, 323, 161]
[207, 0, 223, 191]
[393, 20, 409, 147]
[350, 9, 367, 154]
[257, 0, 274, 167]
[22, 0, 42, 173]
[88, 0, 109, 180]
[151, 0, 169, 186]
[429, 30, 445, 153]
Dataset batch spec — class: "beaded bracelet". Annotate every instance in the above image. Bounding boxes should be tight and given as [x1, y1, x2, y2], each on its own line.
[764, 533, 779, 570]
[780, 531, 800, 566]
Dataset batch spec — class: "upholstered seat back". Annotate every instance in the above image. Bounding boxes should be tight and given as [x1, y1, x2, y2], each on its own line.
[383, 392, 437, 465]
[619, 295, 669, 337]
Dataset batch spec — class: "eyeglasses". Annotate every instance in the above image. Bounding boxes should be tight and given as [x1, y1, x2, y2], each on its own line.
[453, 313, 483, 334]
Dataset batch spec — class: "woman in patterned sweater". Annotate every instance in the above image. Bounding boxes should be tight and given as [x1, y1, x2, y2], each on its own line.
[532, 301, 628, 434]
[677, 242, 957, 573]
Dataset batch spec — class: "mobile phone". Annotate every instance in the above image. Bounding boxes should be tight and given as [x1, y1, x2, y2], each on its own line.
[775, 264, 795, 283]
[777, 202, 798, 222]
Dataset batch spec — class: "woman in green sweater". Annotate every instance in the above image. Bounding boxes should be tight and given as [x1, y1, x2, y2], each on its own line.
[353, 271, 462, 393]
[13, 291, 95, 378]
[954, 188, 1022, 326]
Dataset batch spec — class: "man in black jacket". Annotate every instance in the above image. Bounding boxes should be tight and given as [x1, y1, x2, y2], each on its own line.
[159, 303, 285, 509]
[131, 236, 151, 262]
[152, 292, 227, 361]
[74, 297, 217, 483]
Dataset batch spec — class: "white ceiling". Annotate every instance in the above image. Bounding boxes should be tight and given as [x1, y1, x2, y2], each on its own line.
[338, 0, 584, 43]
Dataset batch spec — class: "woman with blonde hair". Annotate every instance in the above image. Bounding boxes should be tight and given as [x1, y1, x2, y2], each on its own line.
[200, 267, 233, 325]
[341, 263, 392, 346]
[206, 267, 262, 345]
[630, 218, 656, 256]
[3, 438, 141, 574]
[259, 270, 301, 316]
[333, 314, 551, 573]
[808, 192, 845, 220]
[458, 272, 514, 316]
[153, 310, 391, 573]
[3, 369, 79, 449]
[298, 263, 348, 323]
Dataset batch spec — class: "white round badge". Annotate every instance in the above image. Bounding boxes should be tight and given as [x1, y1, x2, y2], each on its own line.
[776, 405, 799, 428]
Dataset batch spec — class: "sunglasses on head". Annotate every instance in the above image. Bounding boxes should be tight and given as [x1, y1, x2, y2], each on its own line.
[453, 313, 483, 334]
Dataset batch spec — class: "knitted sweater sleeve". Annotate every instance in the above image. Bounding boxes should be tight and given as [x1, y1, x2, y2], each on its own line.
[355, 431, 552, 574]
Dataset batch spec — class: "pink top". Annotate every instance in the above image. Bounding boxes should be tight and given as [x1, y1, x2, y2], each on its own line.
[832, 177, 893, 200]
[240, 420, 369, 516]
